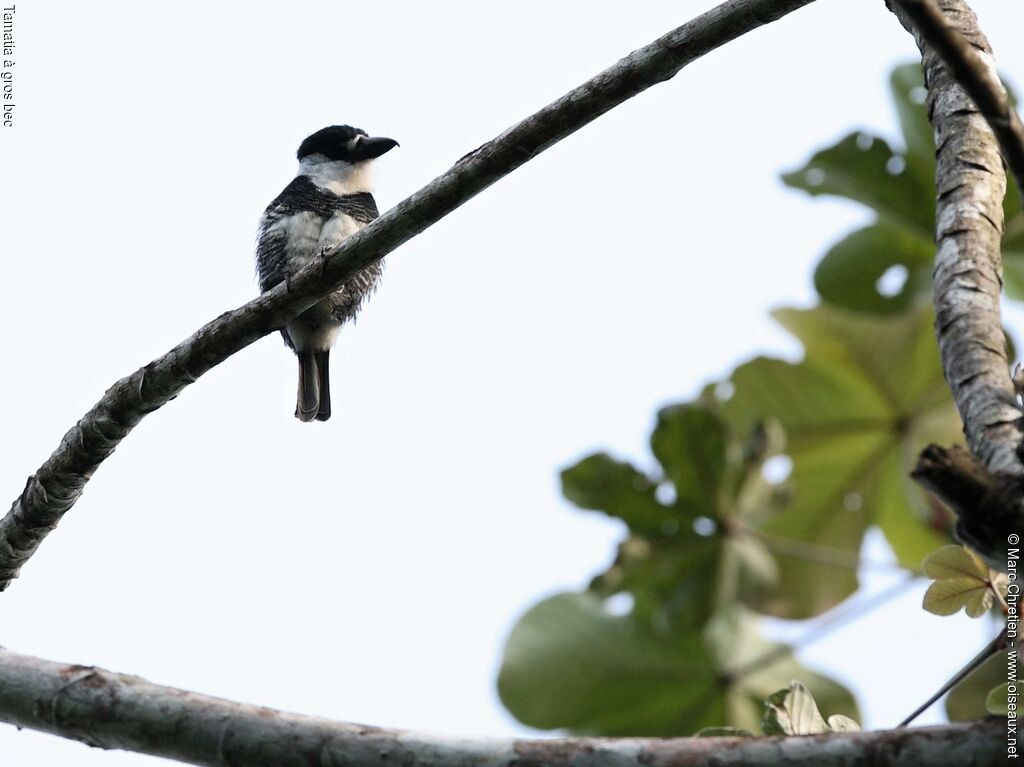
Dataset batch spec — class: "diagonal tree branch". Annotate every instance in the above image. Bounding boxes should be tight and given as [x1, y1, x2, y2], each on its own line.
[0, 0, 818, 592]
[890, 0, 1024, 198]
[886, 0, 1024, 567]
[0, 646, 1003, 767]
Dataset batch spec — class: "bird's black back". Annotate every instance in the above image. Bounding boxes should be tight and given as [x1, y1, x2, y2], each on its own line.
[266, 176, 379, 222]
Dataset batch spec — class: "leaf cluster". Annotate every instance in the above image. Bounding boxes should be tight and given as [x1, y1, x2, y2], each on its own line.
[498, 64, 1017, 734]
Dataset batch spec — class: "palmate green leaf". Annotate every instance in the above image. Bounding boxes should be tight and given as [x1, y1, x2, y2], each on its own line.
[922, 545, 990, 581]
[562, 405, 743, 629]
[784, 65, 935, 313]
[812, 223, 934, 314]
[651, 405, 727, 516]
[781, 132, 933, 238]
[762, 682, 829, 736]
[790, 62, 1024, 309]
[946, 649, 1011, 721]
[497, 592, 721, 736]
[890, 65, 934, 187]
[722, 305, 957, 618]
[591, 534, 721, 629]
[922, 577, 993, 617]
[497, 595, 858, 736]
[773, 301, 948, 412]
[561, 453, 673, 537]
[890, 61, 1018, 220]
[921, 545, 997, 618]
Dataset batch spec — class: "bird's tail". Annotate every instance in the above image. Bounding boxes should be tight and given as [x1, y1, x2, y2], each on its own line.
[315, 350, 331, 422]
[295, 351, 320, 422]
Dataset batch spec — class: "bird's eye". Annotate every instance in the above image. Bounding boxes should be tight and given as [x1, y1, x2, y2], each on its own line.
[346, 135, 364, 151]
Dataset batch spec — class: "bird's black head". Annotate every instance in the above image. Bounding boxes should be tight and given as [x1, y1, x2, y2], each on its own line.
[297, 125, 399, 163]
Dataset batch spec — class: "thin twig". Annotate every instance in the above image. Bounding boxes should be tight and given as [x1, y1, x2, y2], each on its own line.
[897, 627, 1007, 726]
[890, 0, 1024, 198]
[0, 647, 1003, 767]
[0, 0, 818, 592]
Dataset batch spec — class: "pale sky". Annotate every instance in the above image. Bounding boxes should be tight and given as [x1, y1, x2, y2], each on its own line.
[1, 1, 1022, 764]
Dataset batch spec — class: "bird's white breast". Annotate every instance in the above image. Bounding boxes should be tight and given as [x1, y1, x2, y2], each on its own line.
[263, 209, 365, 276]
[317, 211, 365, 252]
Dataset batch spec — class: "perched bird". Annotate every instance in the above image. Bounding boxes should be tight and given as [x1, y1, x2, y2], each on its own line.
[256, 125, 398, 422]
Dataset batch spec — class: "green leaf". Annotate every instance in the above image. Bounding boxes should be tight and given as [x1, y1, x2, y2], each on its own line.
[724, 534, 780, 592]
[498, 595, 857, 736]
[781, 132, 933, 238]
[722, 305, 957, 618]
[1003, 216, 1024, 300]
[889, 63, 936, 190]
[1003, 251, 1024, 300]
[947, 649, 1011, 721]
[651, 404, 727, 516]
[773, 306, 949, 413]
[922, 577, 993, 617]
[497, 592, 722, 736]
[922, 545, 990, 581]
[762, 682, 829, 736]
[590, 534, 721, 629]
[568, 405, 750, 629]
[813, 223, 934, 314]
[986, 683, 1012, 716]
[787, 62, 1024, 311]
[827, 714, 862, 732]
[561, 454, 671, 536]
[995, 159, 1024, 298]
[921, 545, 997, 617]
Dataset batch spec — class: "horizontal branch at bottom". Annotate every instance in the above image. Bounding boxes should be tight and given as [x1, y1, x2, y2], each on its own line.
[0, 647, 1002, 767]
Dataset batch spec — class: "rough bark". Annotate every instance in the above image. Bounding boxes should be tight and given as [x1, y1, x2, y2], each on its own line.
[0, 0, 817, 591]
[891, 0, 1024, 198]
[889, 0, 1023, 475]
[886, 0, 1024, 562]
[0, 647, 1003, 767]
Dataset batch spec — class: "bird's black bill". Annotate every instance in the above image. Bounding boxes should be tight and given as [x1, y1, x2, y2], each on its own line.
[351, 136, 399, 161]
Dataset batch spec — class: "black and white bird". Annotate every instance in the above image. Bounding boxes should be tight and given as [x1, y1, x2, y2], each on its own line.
[256, 125, 398, 422]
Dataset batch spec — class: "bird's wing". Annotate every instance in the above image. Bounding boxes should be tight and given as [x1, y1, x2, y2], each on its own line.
[256, 178, 381, 292]
[256, 216, 289, 293]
